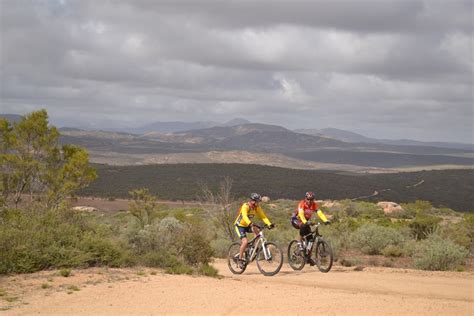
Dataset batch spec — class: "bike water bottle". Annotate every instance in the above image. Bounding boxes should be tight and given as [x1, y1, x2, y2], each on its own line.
[307, 240, 313, 251]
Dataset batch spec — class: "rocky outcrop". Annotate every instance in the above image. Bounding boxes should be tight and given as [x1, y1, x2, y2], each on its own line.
[72, 206, 97, 212]
[377, 201, 403, 214]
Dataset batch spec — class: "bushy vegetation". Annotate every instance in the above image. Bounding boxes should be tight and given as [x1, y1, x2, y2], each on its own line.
[409, 214, 441, 240]
[413, 235, 468, 270]
[351, 224, 405, 255]
[0, 111, 217, 277]
[0, 207, 129, 274]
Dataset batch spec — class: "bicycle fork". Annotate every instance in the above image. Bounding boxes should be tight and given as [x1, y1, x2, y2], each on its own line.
[260, 240, 272, 261]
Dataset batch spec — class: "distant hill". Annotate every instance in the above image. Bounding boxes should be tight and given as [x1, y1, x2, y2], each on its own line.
[152, 123, 346, 151]
[222, 118, 252, 126]
[0, 114, 23, 123]
[295, 128, 373, 143]
[60, 122, 473, 170]
[105, 121, 218, 134]
[296, 127, 474, 151]
[58, 127, 85, 132]
[103, 118, 254, 134]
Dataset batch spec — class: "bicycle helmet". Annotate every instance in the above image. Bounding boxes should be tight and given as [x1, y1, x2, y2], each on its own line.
[305, 191, 315, 201]
[250, 193, 262, 202]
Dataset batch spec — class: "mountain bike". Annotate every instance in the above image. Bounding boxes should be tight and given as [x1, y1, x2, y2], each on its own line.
[227, 225, 284, 276]
[287, 222, 333, 272]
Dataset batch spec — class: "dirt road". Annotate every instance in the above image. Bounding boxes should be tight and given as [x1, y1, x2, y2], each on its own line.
[3, 260, 472, 315]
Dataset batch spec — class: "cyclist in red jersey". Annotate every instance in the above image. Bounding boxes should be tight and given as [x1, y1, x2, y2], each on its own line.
[290, 191, 330, 265]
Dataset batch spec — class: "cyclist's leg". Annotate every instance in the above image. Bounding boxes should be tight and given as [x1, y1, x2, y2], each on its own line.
[235, 225, 251, 260]
[290, 216, 303, 247]
[300, 224, 311, 253]
[239, 237, 248, 260]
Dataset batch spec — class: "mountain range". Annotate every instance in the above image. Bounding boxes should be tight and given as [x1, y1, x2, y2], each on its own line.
[2, 113, 473, 172]
[295, 128, 474, 151]
[3, 113, 471, 151]
[102, 118, 252, 134]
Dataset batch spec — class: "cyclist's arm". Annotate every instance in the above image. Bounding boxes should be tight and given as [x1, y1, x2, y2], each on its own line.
[256, 206, 271, 226]
[240, 203, 252, 226]
[317, 209, 329, 223]
[297, 201, 308, 224]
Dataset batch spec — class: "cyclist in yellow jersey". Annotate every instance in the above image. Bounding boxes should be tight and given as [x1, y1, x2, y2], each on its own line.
[234, 193, 274, 268]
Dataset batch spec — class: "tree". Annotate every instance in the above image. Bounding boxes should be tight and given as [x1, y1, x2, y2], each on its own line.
[0, 110, 97, 209]
[199, 176, 236, 241]
[128, 188, 161, 228]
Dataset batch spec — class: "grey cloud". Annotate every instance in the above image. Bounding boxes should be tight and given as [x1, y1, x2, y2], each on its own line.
[1, 0, 472, 142]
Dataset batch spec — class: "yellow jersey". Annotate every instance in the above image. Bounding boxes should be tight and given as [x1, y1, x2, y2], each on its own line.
[234, 202, 271, 227]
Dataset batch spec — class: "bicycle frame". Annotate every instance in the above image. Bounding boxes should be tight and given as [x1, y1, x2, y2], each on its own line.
[301, 223, 322, 253]
[246, 229, 271, 261]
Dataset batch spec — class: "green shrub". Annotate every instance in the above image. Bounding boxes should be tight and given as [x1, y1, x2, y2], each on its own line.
[127, 226, 160, 255]
[465, 214, 474, 253]
[409, 214, 441, 240]
[78, 234, 129, 267]
[141, 252, 181, 269]
[388, 208, 416, 219]
[440, 222, 471, 251]
[198, 264, 219, 278]
[210, 238, 232, 258]
[0, 209, 81, 273]
[413, 235, 468, 271]
[403, 200, 433, 213]
[67, 285, 80, 291]
[165, 264, 193, 275]
[351, 224, 405, 255]
[402, 239, 417, 257]
[339, 258, 362, 267]
[126, 217, 185, 255]
[156, 217, 186, 252]
[0, 207, 130, 274]
[381, 245, 403, 257]
[325, 217, 360, 251]
[339, 201, 384, 219]
[60, 268, 72, 277]
[181, 229, 214, 266]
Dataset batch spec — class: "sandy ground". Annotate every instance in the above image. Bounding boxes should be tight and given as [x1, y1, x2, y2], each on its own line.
[1, 260, 472, 316]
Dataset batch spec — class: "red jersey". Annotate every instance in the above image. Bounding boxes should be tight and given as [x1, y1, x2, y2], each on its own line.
[293, 200, 319, 221]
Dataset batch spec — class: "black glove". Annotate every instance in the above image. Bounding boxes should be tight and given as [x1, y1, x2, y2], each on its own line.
[267, 223, 275, 230]
[324, 220, 331, 225]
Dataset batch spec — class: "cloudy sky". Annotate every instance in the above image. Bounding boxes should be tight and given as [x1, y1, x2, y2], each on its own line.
[1, 0, 472, 142]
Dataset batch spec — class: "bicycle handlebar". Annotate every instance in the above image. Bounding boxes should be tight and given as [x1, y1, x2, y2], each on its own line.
[251, 223, 274, 231]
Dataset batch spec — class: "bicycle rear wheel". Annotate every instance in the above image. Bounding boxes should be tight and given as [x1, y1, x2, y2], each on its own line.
[287, 240, 305, 270]
[256, 242, 283, 276]
[227, 242, 247, 274]
[314, 239, 333, 273]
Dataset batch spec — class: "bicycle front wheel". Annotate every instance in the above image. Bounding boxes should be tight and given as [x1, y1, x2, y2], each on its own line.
[314, 239, 333, 273]
[287, 240, 305, 270]
[227, 242, 247, 274]
[256, 242, 283, 276]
